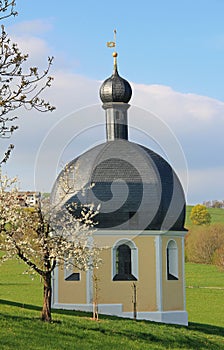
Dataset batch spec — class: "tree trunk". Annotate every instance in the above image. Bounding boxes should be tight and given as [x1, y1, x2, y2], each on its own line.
[41, 272, 52, 322]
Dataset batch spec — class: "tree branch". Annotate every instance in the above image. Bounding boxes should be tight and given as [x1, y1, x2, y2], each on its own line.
[0, 1, 17, 21]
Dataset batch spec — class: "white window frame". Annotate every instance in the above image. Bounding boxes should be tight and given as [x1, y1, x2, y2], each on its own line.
[111, 238, 138, 280]
[166, 239, 178, 280]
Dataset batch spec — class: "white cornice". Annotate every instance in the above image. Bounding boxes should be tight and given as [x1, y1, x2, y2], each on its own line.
[93, 230, 187, 237]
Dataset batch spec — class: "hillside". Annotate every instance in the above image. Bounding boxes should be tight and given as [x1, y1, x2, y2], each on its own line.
[0, 259, 224, 349]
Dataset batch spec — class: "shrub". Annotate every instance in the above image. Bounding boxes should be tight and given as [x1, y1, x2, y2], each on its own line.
[213, 244, 224, 270]
[185, 223, 224, 264]
[190, 204, 211, 225]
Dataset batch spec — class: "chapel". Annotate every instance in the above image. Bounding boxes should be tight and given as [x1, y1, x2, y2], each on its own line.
[51, 43, 188, 326]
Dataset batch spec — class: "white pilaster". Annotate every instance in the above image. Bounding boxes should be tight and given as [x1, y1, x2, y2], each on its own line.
[155, 236, 163, 311]
[52, 265, 58, 306]
[182, 236, 186, 311]
[86, 269, 93, 304]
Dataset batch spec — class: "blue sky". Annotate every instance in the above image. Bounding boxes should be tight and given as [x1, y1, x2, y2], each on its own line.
[13, 0, 224, 100]
[2, 0, 224, 204]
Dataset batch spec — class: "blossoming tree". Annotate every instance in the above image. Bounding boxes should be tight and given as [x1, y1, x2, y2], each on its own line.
[0, 171, 99, 322]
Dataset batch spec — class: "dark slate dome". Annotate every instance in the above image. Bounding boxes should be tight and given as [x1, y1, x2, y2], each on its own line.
[51, 140, 186, 231]
[100, 55, 132, 103]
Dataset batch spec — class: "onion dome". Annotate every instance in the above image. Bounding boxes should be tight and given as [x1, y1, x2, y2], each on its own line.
[100, 52, 132, 104]
[51, 140, 186, 231]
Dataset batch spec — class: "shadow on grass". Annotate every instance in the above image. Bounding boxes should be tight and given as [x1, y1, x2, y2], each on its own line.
[0, 299, 41, 312]
[0, 299, 223, 349]
[68, 310, 224, 339]
[0, 283, 31, 286]
[70, 316, 224, 349]
[188, 322, 224, 337]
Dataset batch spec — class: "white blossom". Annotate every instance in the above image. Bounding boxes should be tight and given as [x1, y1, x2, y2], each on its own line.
[0, 170, 101, 321]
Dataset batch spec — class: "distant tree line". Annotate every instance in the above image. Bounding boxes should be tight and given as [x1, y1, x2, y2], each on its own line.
[203, 200, 224, 209]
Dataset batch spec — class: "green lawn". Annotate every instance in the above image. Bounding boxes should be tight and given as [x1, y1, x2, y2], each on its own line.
[0, 258, 42, 307]
[0, 259, 224, 349]
[185, 263, 224, 327]
[185, 206, 224, 228]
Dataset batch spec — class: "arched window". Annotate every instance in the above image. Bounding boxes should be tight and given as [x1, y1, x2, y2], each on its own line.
[167, 240, 178, 280]
[112, 240, 138, 281]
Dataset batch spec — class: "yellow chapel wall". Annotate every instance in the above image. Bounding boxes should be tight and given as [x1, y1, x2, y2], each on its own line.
[161, 236, 184, 311]
[93, 235, 157, 313]
[58, 266, 87, 304]
[56, 233, 186, 313]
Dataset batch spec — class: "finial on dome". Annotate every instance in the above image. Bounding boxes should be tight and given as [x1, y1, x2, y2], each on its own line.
[107, 29, 118, 73]
[100, 30, 132, 104]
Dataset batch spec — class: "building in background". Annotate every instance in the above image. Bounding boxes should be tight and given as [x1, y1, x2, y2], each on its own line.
[17, 191, 41, 207]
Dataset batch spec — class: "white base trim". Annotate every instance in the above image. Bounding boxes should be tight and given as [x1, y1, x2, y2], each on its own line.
[52, 302, 188, 326]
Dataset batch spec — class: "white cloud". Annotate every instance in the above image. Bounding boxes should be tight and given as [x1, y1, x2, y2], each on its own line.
[132, 83, 224, 127]
[6, 19, 54, 71]
[9, 19, 53, 35]
[9, 34, 53, 70]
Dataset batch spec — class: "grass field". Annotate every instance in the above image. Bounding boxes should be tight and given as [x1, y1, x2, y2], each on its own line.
[185, 263, 224, 327]
[185, 206, 224, 228]
[0, 259, 224, 349]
